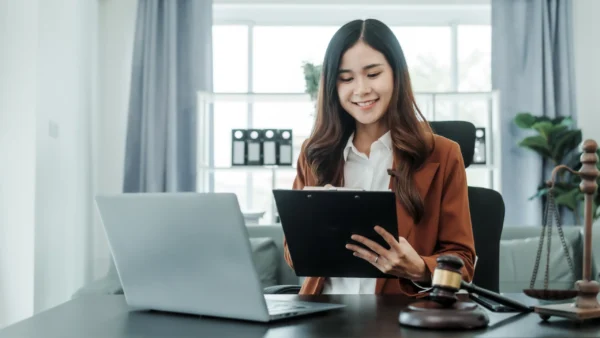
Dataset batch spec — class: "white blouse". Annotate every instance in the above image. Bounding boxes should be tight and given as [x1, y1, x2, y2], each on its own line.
[321, 131, 393, 294]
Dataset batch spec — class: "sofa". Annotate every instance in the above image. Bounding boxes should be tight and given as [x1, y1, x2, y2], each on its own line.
[72, 222, 600, 298]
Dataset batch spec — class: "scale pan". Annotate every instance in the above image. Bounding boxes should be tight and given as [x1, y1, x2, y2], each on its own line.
[523, 289, 578, 301]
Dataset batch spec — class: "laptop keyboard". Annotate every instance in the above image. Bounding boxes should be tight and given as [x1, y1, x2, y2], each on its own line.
[266, 300, 309, 314]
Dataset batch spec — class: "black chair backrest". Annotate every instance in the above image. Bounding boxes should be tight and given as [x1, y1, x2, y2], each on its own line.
[429, 121, 476, 168]
[429, 120, 504, 292]
[468, 187, 505, 292]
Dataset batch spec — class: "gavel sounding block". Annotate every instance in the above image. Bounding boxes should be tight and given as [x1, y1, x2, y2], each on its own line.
[398, 299, 490, 329]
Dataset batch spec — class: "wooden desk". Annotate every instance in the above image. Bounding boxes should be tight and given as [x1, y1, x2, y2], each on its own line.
[1, 294, 599, 338]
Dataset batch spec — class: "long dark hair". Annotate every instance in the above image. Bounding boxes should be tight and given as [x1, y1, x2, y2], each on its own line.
[304, 19, 433, 224]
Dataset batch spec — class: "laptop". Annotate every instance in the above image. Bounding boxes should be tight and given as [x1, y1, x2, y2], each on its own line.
[95, 192, 345, 322]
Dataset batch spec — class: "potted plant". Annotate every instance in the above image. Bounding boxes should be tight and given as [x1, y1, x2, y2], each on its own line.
[514, 112, 600, 224]
[302, 61, 322, 101]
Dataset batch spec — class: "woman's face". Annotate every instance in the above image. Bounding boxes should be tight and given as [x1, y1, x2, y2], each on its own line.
[336, 41, 394, 128]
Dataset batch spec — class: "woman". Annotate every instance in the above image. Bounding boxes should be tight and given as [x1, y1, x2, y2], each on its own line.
[283, 18, 476, 297]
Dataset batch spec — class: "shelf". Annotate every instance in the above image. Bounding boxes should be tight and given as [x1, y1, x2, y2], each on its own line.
[198, 166, 297, 172]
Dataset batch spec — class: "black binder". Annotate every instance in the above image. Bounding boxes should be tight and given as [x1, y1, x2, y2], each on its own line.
[272, 189, 399, 278]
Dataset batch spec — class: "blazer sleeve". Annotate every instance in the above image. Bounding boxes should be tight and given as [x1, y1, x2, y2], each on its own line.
[283, 147, 308, 270]
[399, 141, 477, 296]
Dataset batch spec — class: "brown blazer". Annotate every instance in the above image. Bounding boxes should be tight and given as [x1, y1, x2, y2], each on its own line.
[283, 134, 476, 297]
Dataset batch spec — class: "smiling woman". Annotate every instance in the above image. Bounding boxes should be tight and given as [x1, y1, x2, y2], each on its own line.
[305, 19, 431, 218]
[283, 18, 477, 297]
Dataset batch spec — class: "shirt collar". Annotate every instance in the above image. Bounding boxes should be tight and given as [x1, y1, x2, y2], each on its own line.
[343, 130, 392, 161]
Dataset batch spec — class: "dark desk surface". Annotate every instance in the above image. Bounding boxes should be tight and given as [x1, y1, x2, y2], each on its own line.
[1, 294, 600, 338]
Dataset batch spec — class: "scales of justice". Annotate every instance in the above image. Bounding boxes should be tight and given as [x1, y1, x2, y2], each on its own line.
[522, 139, 600, 321]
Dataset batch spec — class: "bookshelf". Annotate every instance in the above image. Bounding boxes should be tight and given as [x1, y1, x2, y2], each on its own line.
[197, 91, 501, 224]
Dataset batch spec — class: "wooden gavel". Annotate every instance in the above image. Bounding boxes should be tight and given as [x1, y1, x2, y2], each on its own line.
[399, 255, 531, 330]
[428, 255, 531, 311]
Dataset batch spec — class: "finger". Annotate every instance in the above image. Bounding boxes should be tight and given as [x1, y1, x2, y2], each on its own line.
[347, 245, 384, 268]
[350, 234, 393, 260]
[373, 225, 403, 252]
[345, 243, 378, 260]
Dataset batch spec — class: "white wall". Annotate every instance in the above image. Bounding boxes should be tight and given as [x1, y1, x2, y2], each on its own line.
[0, 0, 38, 327]
[0, 0, 97, 327]
[93, 0, 138, 278]
[33, 0, 97, 313]
[573, 0, 600, 143]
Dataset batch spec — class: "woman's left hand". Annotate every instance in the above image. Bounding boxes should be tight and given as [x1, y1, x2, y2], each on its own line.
[346, 225, 429, 282]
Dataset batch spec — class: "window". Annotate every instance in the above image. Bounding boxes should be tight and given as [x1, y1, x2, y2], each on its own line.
[392, 27, 452, 92]
[252, 26, 338, 93]
[458, 25, 492, 92]
[210, 18, 493, 224]
[212, 25, 248, 93]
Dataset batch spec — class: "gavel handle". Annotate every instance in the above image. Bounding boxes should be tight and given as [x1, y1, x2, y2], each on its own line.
[461, 281, 533, 312]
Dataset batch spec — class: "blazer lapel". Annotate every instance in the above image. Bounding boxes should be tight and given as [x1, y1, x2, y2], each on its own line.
[376, 159, 439, 294]
[413, 163, 440, 198]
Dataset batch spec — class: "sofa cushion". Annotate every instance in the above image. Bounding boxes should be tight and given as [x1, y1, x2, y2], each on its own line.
[499, 230, 582, 293]
[249, 237, 278, 288]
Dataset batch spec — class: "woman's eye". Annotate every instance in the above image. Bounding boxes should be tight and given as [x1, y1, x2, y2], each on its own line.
[367, 72, 382, 78]
[339, 77, 353, 82]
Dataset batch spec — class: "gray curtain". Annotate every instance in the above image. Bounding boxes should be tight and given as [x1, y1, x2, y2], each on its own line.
[492, 0, 576, 226]
[123, 0, 213, 193]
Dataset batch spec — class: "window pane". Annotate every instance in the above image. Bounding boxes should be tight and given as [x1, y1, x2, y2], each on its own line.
[275, 170, 297, 190]
[392, 27, 452, 92]
[249, 171, 275, 224]
[458, 25, 491, 91]
[213, 25, 248, 93]
[213, 102, 248, 167]
[432, 96, 490, 129]
[466, 169, 491, 189]
[414, 94, 434, 120]
[252, 26, 338, 93]
[214, 171, 248, 211]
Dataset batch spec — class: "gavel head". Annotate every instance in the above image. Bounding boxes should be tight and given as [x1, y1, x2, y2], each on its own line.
[428, 255, 465, 307]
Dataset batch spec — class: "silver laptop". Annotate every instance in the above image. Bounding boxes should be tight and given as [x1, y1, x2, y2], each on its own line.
[95, 192, 345, 322]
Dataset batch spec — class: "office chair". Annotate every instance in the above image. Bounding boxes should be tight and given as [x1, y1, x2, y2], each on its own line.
[430, 121, 505, 292]
[265, 121, 505, 294]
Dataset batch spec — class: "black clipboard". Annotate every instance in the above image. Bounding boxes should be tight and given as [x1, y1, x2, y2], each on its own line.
[273, 189, 399, 278]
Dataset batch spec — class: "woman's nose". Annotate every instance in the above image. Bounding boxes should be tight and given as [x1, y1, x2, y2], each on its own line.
[353, 78, 372, 96]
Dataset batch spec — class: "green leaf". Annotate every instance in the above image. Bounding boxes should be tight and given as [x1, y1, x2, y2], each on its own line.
[518, 135, 552, 158]
[514, 113, 537, 129]
[552, 116, 573, 126]
[547, 125, 569, 140]
[554, 188, 582, 211]
[302, 61, 322, 100]
[529, 186, 550, 200]
[531, 121, 555, 139]
[551, 130, 582, 163]
[536, 116, 552, 123]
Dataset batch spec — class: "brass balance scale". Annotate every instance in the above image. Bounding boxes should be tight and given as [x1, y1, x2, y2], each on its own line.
[523, 139, 600, 321]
